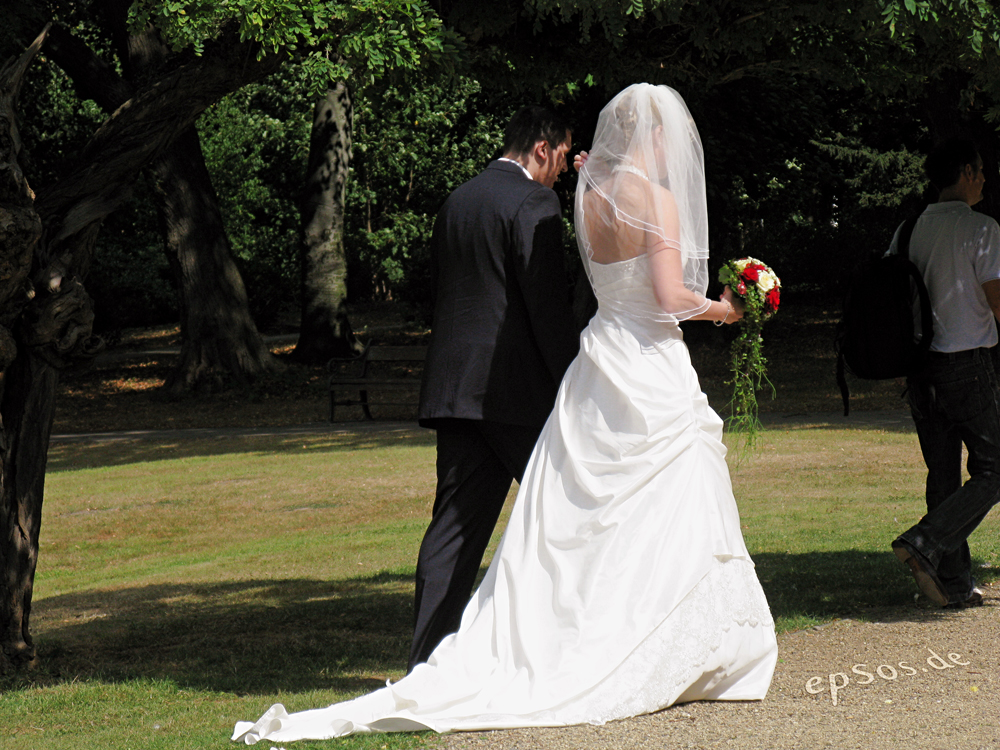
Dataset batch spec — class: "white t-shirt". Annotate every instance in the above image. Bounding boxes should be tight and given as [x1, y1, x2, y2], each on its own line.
[888, 201, 1000, 352]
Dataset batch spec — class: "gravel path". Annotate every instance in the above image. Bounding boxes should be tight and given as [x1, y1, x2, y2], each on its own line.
[439, 586, 999, 750]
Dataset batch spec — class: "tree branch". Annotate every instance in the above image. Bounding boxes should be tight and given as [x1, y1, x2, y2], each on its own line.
[0, 24, 51, 104]
[43, 23, 133, 112]
[34, 24, 293, 272]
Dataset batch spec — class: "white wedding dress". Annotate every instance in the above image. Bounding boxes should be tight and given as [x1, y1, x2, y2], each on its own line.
[233, 253, 778, 745]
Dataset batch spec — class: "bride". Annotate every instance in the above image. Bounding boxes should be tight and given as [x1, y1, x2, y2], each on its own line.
[233, 83, 777, 744]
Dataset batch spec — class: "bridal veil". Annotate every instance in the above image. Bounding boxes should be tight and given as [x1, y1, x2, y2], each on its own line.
[576, 83, 710, 322]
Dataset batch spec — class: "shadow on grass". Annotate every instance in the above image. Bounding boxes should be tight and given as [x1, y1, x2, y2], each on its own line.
[756, 412, 918, 435]
[24, 573, 416, 696]
[14, 551, 996, 697]
[47, 425, 436, 472]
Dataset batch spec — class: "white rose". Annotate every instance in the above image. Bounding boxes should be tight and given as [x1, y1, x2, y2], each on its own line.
[758, 271, 776, 292]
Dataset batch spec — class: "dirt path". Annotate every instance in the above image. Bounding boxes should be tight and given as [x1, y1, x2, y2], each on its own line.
[440, 588, 999, 750]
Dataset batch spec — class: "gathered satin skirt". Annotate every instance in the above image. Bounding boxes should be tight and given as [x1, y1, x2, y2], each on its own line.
[233, 311, 777, 744]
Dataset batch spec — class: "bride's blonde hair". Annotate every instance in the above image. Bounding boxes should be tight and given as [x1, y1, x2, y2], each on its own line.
[614, 94, 663, 146]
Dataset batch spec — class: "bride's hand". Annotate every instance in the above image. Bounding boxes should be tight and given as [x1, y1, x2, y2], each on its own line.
[721, 287, 745, 324]
[573, 151, 589, 173]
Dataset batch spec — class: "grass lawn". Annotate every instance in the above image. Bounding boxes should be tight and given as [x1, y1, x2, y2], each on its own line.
[4, 419, 997, 747]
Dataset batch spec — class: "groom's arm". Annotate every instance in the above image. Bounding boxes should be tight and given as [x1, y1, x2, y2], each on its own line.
[512, 188, 580, 383]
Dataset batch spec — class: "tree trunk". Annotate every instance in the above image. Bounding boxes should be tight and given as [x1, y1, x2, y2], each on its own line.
[0, 343, 60, 670]
[1, 28, 102, 672]
[0, 22, 286, 671]
[292, 84, 361, 363]
[0, 29, 48, 670]
[96, 10, 281, 393]
[153, 127, 282, 394]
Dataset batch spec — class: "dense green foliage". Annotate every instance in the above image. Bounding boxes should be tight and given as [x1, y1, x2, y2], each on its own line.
[196, 68, 313, 325]
[346, 79, 508, 314]
[128, 0, 464, 84]
[8, 0, 1000, 330]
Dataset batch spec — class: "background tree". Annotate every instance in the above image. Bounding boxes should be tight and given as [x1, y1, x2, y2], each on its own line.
[0, 31, 47, 671]
[42, 12, 282, 394]
[345, 78, 507, 319]
[291, 80, 360, 362]
[0, 0, 454, 671]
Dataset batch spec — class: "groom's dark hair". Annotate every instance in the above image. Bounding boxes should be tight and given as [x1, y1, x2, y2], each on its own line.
[503, 106, 570, 158]
[925, 138, 981, 190]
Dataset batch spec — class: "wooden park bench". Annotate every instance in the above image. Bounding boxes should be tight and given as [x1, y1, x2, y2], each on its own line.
[327, 343, 428, 421]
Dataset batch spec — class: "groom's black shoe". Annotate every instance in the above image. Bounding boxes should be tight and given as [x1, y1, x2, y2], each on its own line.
[892, 539, 949, 607]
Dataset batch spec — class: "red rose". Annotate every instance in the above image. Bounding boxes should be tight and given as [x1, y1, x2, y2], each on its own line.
[765, 286, 780, 312]
[742, 265, 760, 283]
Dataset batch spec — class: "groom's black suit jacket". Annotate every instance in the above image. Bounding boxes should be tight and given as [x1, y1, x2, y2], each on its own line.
[418, 160, 579, 428]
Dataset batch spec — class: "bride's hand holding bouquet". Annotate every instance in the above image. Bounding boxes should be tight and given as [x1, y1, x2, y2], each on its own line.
[716, 257, 781, 460]
[717, 285, 745, 324]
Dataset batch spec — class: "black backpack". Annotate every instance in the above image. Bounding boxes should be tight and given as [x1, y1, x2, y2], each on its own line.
[835, 216, 933, 415]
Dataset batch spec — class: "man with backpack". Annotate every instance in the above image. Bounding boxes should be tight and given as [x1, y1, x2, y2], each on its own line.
[889, 138, 1000, 609]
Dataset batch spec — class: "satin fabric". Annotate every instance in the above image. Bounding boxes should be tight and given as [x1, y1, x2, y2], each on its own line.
[233, 254, 777, 745]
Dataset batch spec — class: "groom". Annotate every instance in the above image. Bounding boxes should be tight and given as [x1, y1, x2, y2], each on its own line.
[410, 106, 580, 670]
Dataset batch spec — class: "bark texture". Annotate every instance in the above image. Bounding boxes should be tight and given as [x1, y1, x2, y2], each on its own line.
[0, 28, 49, 671]
[153, 127, 281, 393]
[292, 84, 361, 363]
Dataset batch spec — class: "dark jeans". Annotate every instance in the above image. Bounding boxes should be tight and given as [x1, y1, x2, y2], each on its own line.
[408, 418, 540, 672]
[902, 347, 1000, 601]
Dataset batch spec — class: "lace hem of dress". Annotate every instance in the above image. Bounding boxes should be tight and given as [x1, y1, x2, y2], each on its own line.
[555, 557, 773, 725]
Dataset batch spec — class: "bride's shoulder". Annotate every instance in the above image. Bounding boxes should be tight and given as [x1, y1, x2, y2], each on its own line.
[649, 180, 676, 202]
[648, 182, 679, 220]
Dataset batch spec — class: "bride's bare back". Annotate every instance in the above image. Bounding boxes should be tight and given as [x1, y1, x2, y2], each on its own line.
[583, 173, 677, 265]
[582, 173, 712, 319]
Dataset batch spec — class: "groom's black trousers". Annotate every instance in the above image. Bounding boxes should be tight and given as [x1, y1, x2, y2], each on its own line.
[408, 418, 540, 672]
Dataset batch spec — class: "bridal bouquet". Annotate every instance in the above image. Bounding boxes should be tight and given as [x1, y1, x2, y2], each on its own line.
[717, 257, 781, 460]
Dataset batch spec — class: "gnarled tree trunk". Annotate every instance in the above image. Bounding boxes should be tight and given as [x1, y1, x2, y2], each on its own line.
[70, 8, 281, 393]
[292, 84, 361, 363]
[152, 126, 281, 393]
[110, 12, 280, 392]
[0, 29, 49, 670]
